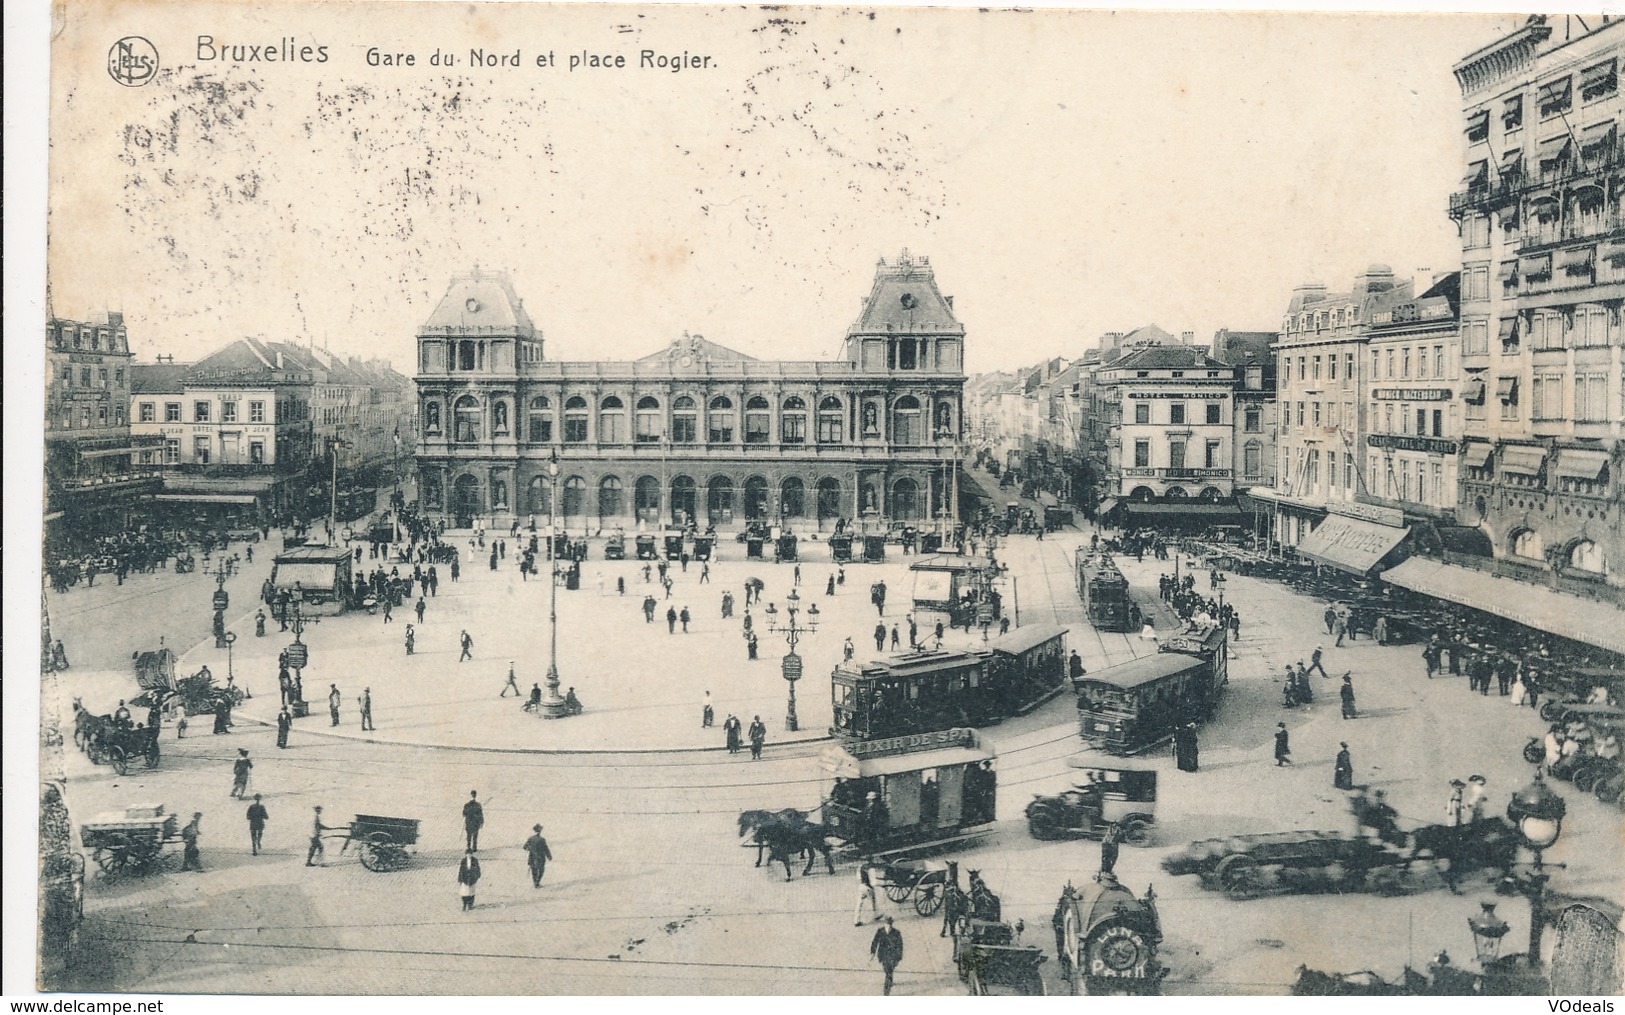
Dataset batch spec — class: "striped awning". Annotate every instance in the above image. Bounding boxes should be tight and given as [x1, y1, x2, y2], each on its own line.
[1555, 448, 1611, 482]
[1382, 558, 1625, 656]
[1499, 445, 1547, 476]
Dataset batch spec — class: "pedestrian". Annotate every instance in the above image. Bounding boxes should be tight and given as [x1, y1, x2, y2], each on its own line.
[1445, 779, 1466, 826]
[1334, 742, 1354, 790]
[875, 622, 887, 652]
[869, 916, 904, 995]
[908, 617, 918, 649]
[747, 632, 759, 660]
[255, 609, 267, 637]
[1496, 662, 1512, 697]
[1175, 722, 1199, 772]
[328, 684, 341, 727]
[667, 606, 678, 633]
[213, 695, 232, 735]
[415, 597, 426, 624]
[382, 597, 393, 624]
[276, 706, 292, 749]
[180, 812, 204, 871]
[843, 637, 855, 662]
[890, 624, 900, 650]
[999, 616, 1011, 636]
[463, 790, 485, 851]
[523, 824, 553, 888]
[827, 574, 837, 596]
[854, 858, 881, 925]
[748, 715, 767, 760]
[358, 687, 374, 731]
[935, 620, 946, 647]
[246, 795, 269, 855]
[1274, 722, 1292, 766]
[501, 663, 521, 698]
[702, 691, 714, 728]
[1309, 645, 1329, 679]
[1099, 821, 1123, 876]
[793, 564, 802, 586]
[457, 849, 482, 910]
[1340, 673, 1357, 719]
[1323, 606, 1338, 635]
[700, 563, 710, 584]
[1466, 774, 1488, 821]
[680, 606, 691, 633]
[724, 714, 742, 754]
[231, 748, 253, 798]
[1373, 614, 1389, 646]
[404, 624, 416, 655]
[1333, 613, 1347, 647]
[459, 629, 474, 661]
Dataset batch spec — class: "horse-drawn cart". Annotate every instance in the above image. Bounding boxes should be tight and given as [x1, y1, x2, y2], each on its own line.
[80, 806, 180, 876]
[871, 858, 951, 917]
[340, 814, 421, 872]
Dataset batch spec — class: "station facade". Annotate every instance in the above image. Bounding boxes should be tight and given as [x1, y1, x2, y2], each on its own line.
[413, 253, 968, 532]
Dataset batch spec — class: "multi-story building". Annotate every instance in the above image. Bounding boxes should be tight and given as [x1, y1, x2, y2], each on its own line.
[413, 254, 967, 532]
[1361, 273, 1466, 538]
[1212, 329, 1279, 493]
[1437, 15, 1624, 609]
[1094, 344, 1245, 528]
[44, 311, 163, 546]
[307, 350, 414, 487]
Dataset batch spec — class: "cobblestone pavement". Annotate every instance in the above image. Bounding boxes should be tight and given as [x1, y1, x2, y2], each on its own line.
[46, 524, 1625, 994]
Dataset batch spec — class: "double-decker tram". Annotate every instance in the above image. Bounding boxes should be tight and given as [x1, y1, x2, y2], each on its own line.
[1075, 552, 1138, 632]
[831, 624, 1070, 739]
[1074, 626, 1228, 755]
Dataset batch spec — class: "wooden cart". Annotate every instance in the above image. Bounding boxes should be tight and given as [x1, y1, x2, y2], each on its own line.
[340, 814, 421, 872]
[80, 806, 180, 876]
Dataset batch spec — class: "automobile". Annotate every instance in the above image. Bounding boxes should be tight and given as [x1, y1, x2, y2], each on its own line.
[1026, 762, 1156, 844]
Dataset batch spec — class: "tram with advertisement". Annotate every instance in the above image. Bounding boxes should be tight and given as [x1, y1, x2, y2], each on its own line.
[830, 625, 1070, 740]
[1074, 626, 1228, 755]
[821, 727, 999, 853]
[1075, 552, 1139, 633]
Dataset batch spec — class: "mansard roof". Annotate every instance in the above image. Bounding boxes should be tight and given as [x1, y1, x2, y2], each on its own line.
[849, 252, 963, 335]
[421, 270, 537, 335]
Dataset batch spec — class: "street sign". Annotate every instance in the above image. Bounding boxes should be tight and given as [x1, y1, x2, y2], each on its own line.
[285, 642, 308, 669]
[212, 589, 230, 611]
[781, 652, 803, 683]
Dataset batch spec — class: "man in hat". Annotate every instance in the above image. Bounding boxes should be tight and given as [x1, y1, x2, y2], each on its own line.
[180, 812, 204, 871]
[276, 706, 292, 749]
[246, 794, 269, 855]
[1334, 743, 1354, 790]
[328, 684, 341, 727]
[307, 806, 332, 866]
[230, 748, 253, 798]
[523, 824, 553, 888]
[463, 790, 485, 852]
[358, 687, 374, 731]
[869, 916, 904, 996]
[1308, 645, 1329, 679]
[1274, 722, 1292, 766]
[1466, 775, 1488, 822]
[1323, 605, 1338, 635]
[1445, 779, 1466, 826]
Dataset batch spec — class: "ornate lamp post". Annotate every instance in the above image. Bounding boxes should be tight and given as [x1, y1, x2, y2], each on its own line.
[1467, 902, 1512, 966]
[1501, 769, 1567, 968]
[391, 426, 402, 542]
[780, 588, 817, 731]
[538, 450, 571, 719]
[212, 559, 231, 648]
[328, 437, 352, 541]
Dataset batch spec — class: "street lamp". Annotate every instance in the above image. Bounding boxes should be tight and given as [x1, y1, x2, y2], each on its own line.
[328, 437, 352, 542]
[1467, 901, 1512, 965]
[223, 630, 238, 681]
[212, 559, 231, 647]
[391, 426, 402, 542]
[537, 450, 571, 720]
[780, 588, 815, 732]
[1500, 768, 1568, 968]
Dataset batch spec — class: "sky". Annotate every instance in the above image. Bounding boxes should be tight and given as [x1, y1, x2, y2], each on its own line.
[41, 4, 1532, 375]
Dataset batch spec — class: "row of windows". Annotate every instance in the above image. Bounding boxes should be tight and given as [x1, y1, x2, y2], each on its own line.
[1280, 447, 1357, 496]
[1280, 351, 1357, 386]
[1129, 401, 1224, 426]
[1531, 372, 1613, 423]
[137, 400, 268, 424]
[58, 404, 126, 430]
[58, 366, 125, 389]
[1129, 438, 1227, 470]
[1369, 454, 1448, 509]
[1282, 307, 1359, 334]
[422, 473, 896, 521]
[1464, 60, 1618, 149]
[1281, 399, 1356, 431]
[50, 326, 125, 353]
[175, 436, 268, 465]
[1370, 343, 1450, 381]
[1369, 402, 1449, 438]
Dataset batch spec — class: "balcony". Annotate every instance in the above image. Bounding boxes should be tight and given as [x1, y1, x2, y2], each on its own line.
[1447, 140, 1625, 220]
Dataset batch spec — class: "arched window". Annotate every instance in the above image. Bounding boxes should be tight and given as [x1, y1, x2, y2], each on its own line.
[528, 397, 552, 443]
[817, 397, 844, 444]
[1129, 486, 1155, 502]
[1199, 486, 1224, 502]
[1165, 486, 1189, 500]
[599, 476, 623, 521]
[708, 396, 735, 443]
[816, 477, 843, 519]
[562, 475, 587, 518]
[743, 476, 770, 519]
[707, 476, 735, 525]
[744, 395, 771, 444]
[492, 400, 510, 435]
[891, 396, 922, 445]
[1569, 540, 1606, 574]
[892, 478, 920, 520]
[1511, 528, 1545, 560]
[526, 475, 551, 516]
[635, 396, 662, 443]
[670, 475, 697, 526]
[425, 401, 442, 434]
[563, 396, 589, 443]
[453, 396, 481, 443]
[599, 396, 626, 444]
[672, 397, 697, 444]
[781, 396, 807, 444]
[781, 477, 806, 518]
[635, 475, 661, 524]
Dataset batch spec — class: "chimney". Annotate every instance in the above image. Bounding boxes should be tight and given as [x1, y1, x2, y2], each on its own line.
[107, 311, 124, 327]
[1180, 331, 1194, 346]
[275, 350, 284, 369]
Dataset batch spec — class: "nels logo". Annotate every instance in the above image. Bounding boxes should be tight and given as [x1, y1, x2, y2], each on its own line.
[108, 37, 159, 87]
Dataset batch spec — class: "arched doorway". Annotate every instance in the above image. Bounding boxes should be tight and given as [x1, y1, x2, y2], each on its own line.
[743, 476, 770, 521]
[526, 476, 551, 518]
[452, 474, 482, 528]
[892, 477, 921, 520]
[816, 477, 842, 523]
[781, 477, 806, 519]
[599, 476, 623, 525]
[562, 476, 587, 526]
[707, 476, 735, 527]
[670, 475, 697, 527]
[635, 476, 661, 526]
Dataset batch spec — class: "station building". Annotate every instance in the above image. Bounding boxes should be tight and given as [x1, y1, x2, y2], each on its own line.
[412, 253, 968, 533]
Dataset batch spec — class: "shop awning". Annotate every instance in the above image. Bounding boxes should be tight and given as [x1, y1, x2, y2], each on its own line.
[1462, 442, 1494, 469]
[1462, 161, 1489, 188]
[1294, 514, 1411, 575]
[1500, 445, 1547, 475]
[1096, 498, 1120, 516]
[1500, 148, 1524, 178]
[1562, 245, 1596, 273]
[154, 493, 260, 505]
[1122, 502, 1244, 517]
[1556, 448, 1611, 482]
[1382, 558, 1625, 656]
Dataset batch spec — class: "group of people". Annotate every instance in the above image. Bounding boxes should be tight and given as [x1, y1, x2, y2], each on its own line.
[721, 713, 768, 759]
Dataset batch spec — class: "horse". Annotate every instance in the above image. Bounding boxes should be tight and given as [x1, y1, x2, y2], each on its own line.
[71, 698, 112, 752]
[738, 808, 837, 881]
[1409, 817, 1519, 892]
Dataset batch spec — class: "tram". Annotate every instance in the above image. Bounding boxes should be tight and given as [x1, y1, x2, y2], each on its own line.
[831, 624, 1069, 739]
[1075, 552, 1138, 633]
[1074, 626, 1228, 755]
[821, 727, 999, 852]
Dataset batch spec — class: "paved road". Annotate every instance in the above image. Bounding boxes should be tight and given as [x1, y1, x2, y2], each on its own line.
[47, 522, 1625, 994]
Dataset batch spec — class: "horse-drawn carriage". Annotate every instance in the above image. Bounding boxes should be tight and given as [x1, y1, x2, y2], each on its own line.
[604, 530, 627, 560]
[951, 869, 1048, 995]
[72, 699, 161, 774]
[81, 805, 181, 876]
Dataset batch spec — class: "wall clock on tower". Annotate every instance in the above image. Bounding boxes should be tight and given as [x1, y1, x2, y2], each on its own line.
[465, 298, 481, 313]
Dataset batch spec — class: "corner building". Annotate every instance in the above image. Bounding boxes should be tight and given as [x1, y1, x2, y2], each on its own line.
[413, 254, 967, 532]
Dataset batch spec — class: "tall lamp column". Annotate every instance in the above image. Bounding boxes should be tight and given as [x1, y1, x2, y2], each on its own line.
[538, 451, 571, 719]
